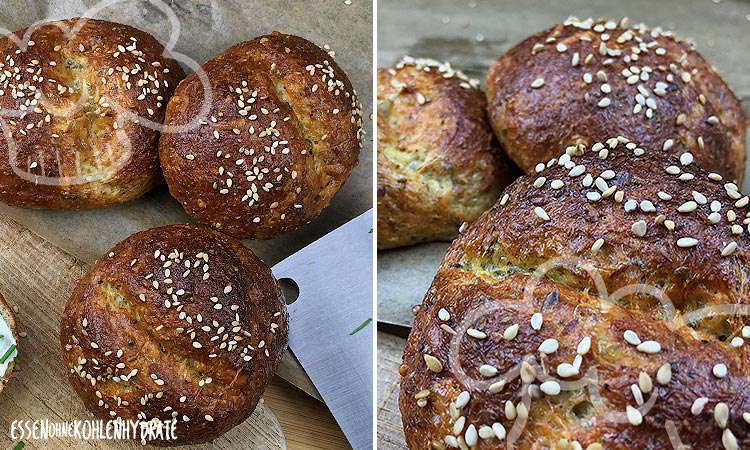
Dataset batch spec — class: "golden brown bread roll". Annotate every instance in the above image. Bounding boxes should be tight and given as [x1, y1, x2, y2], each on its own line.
[60, 224, 288, 445]
[160, 32, 364, 240]
[400, 136, 750, 449]
[486, 17, 746, 182]
[378, 58, 517, 249]
[0, 18, 184, 208]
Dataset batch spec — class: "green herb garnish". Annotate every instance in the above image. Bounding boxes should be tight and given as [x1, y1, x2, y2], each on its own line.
[350, 318, 372, 335]
[0, 344, 16, 364]
[13, 441, 24, 450]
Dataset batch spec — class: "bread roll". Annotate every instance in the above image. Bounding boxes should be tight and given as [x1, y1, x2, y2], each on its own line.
[0, 18, 184, 208]
[160, 32, 364, 240]
[486, 17, 746, 182]
[60, 224, 288, 445]
[378, 58, 516, 249]
[400, 136, 750, 449]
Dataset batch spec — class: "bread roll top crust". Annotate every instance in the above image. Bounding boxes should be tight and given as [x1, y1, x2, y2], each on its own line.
[61, 224, 288, 445]
[160, 32, 363, 239]
[486, 16, 746, 183]
[0, 18, 184, 208]
[401, 135, 750, 449]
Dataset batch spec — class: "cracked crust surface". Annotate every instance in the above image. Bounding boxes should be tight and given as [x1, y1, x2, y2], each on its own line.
[60, 224, 288, 445]
[159, 32, 363, 240]
[0, 18, 184, 208]
[400, 136, 750, 449]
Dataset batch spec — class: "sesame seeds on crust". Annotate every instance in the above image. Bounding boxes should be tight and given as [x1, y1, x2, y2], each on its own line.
[60, 224, 288, 445]
[160, 32, 363, 240]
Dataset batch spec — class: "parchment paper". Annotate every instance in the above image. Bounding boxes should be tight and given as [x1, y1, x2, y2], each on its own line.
[0, 0, 373, 267]
[377, 0, 750, 328]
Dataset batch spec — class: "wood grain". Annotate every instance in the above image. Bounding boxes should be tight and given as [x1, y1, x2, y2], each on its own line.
[0, 214, 348, 449]
[376, 332, 405, 450]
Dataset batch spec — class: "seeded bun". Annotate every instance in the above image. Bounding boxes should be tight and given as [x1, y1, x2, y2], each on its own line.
[400, 136, 750, 449]
[377, 58, 517, 249]
[159, 32, 363, 240]
[60, 224, 288, 445]
[486, 17, 746, 182]
[0, 291, 17, 392]
[0, 18, 184, 209]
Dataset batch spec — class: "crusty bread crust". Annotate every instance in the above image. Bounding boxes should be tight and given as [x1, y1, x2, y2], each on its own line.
[60, 224, 288, 445]
[400, 136, 750, 449]
[0, 18, 184, 208]
[160, 32, 363, 240]
[377, 59, 517, 249]
[486, 17, 746, 183]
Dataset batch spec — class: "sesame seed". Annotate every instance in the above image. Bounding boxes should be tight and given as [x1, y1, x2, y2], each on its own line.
[556, 363, 578, 378]
[479, 364, 498, 377]
[656, 364, 672, 384]
[636, 340, 661, 354]
[715, 402, 729, 428]
[489, 380, 506, 394]
[638, 372, 653, 393]
[678, 201, 698, 213]
[531, 78, 545, 88]
[631, 220, 647, 237]
[423, 354, 443, 373]
[455, 391, 470, 408]
[597, 97, 611, 108]
[577, 336, 591, 355]
[691, 397, 709, 415]
[503, 324, 519, 340]
[622, 330, 641, 345]
[680, 152, 694, 165]
[591, 238, 605, 253]
[530, 312, 543, 330]
[540, 380, 561, 396]
[534, 207, 550, 221]
[713, 363, 728, 378]
[467, 328, 487, 339]
[626, 406, 642, 425]
[723, 429, 738, 450]
[676, 237, 698, 248]
[438, 308, 450, 321]
[538, 338, 559, 354]
[721, 241, 737, 257]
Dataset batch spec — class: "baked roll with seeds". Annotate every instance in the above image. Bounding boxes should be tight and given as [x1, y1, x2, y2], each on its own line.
[401, 137, 750, 449]
[0, 18, 184, 208]
[60, 224, 288, 445]
[486, 17, 746, 182]
[160, 32, 363, 240]
[378, 58, 516, 249]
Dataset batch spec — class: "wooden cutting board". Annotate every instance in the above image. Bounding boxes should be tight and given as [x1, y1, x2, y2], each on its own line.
[0, 215, 350, 449]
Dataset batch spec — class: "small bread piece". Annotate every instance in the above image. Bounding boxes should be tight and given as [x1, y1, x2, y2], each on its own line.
[0, 292, 18, 393]
[0, 18, 184, 208]
[60, 224, 288, 445]
[160, 32, 363, 240]
[486, 17, 746, 182]
[378, 58, 516, 249]
[400, 136, 750, 449]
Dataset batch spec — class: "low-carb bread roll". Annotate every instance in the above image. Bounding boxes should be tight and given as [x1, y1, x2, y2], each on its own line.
[486, 17, 746, 182]
[160, 32, 364, 240]
[378, 58, 516, 249]
[0, 18, 184, 208]
[401, 136, 750, 449]
[60, 224, 288, 445]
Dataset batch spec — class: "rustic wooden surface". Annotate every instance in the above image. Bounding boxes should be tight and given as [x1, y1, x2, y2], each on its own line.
[376, 332, 405, 450]
[377, 0, 750, 448]
[0, 215, 350, 449]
